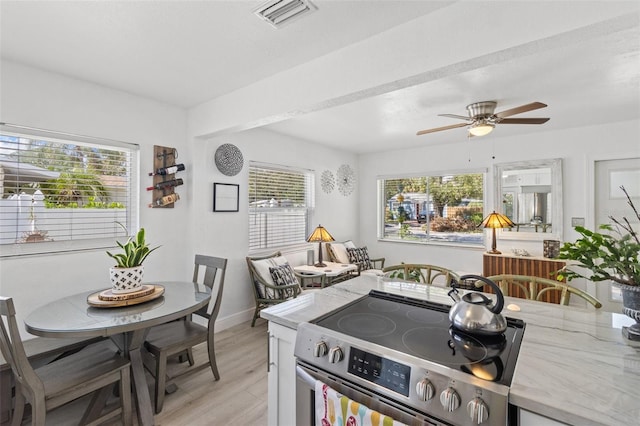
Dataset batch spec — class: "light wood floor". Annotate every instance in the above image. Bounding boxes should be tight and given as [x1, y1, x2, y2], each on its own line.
[9, 320, 269, 426]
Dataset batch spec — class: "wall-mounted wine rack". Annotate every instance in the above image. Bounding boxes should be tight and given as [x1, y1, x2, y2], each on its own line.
[148, 145, 184, 208]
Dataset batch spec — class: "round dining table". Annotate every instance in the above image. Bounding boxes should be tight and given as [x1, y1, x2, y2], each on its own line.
[24, 281, 211, 426]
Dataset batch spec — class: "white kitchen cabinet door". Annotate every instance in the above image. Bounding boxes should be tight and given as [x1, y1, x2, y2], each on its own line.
[267, 321, 297, 426]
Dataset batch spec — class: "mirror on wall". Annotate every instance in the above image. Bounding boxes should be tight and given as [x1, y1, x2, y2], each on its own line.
[494, 159, 563, 241]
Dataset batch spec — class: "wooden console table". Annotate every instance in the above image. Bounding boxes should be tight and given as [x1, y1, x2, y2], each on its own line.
[482, 253, 566, 304]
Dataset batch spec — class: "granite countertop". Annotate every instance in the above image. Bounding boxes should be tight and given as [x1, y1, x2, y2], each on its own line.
[261, 275, 640, 426]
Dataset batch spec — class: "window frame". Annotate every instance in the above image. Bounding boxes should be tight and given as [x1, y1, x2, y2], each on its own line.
[377, 168, 487, 247]
[248, 161, 314, 253]
[0, 123, 140, 258]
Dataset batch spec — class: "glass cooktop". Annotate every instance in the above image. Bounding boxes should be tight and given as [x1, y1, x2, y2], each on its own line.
[313, 290, 525, 386]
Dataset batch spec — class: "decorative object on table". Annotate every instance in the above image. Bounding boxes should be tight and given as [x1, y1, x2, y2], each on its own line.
[511, 248, 530, 257]
[556, 186, 640, 341]
[336, 164, 356, 196]
[320, 170, 335, 194]
[307, 249, 314, 266]
[543, 239, 561, 258]
[480, 211, 515, 254]
[87, 285, 165, 307]
[106, 224, 159, 294]
[150, 145, 182, 208]
[306, 224, 335, 267]
[213, 182, 239, 212]
[214, 143, 244, 176]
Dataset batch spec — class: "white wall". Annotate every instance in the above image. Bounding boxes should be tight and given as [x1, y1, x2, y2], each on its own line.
[190, 128, 359, 326]
[0, 60, 190, 336]
[358, 119, 640, 281]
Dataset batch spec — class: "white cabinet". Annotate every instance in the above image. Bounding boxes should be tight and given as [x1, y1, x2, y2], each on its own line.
[519, 408, 569, 426]
[267, 321, 297, 426]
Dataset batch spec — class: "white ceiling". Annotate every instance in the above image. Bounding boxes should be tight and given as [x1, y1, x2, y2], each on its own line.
[1, 1, 639, 154]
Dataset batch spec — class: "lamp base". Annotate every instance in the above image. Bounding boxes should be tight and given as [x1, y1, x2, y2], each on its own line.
[314, 262, 327, 268]
[486, 249, 502, 255]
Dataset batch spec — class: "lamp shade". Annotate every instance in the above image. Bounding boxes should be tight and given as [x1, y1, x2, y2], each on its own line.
[480, 211, 515, 229]
[307, 224, 335, 243]
[468, 122, 495, 137]
[479, 211, 514, 255]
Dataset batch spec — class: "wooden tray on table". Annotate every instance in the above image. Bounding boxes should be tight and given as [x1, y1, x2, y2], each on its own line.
[87, 285, 165, 308]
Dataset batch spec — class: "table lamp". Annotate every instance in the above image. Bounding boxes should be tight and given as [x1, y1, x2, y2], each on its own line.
[480, 211, 514, 254]
[307, 224, 335, 267]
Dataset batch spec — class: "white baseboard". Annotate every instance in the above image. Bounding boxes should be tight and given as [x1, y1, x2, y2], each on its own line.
[215, 307, 257, 332]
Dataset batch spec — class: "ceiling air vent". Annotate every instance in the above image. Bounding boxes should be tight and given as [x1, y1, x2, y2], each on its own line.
[254, 0, 317, 29]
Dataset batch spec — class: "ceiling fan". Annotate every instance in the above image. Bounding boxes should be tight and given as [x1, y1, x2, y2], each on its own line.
[416, 101, 550, 137]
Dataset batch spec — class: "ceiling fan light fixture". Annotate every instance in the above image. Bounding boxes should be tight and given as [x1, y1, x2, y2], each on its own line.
[468, 122, 495, 137]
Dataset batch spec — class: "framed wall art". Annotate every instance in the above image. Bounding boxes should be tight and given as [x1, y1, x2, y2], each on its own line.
[213, 183, 239, 212]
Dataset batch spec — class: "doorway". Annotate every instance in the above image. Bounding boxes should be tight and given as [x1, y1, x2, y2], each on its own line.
[594, 157, 640, 311]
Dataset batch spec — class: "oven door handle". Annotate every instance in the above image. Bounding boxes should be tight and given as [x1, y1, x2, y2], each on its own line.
[296, 365, 317, 388]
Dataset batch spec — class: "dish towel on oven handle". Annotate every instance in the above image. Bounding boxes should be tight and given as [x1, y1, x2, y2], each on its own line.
[315, 380, 407, 426]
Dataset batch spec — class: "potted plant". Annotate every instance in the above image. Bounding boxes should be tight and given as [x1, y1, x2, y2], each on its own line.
[107, 223, 159, 294]
[556, 186, 640, 340]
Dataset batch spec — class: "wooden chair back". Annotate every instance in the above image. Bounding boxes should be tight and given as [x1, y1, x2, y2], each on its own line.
[192, 254, 227, 326]
[0, 297, 44, 400]
[484, 274, 602, 308]
[382, 264, 460, 286]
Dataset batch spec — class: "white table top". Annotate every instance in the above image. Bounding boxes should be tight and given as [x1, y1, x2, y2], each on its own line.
[293, 262, 357, 277]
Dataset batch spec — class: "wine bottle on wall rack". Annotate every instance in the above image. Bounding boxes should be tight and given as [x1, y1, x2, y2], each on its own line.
[149, 193, 180, 207]
[146, 178, 183, 191]
[148, 163, 185, 176]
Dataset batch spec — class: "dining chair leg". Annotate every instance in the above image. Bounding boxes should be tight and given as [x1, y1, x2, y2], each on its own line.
[207, 332, 220, 381]
[186, 348, 195, 366]
[154, 352, 168, 414]
[31, 398, 46, 426]
[10, 385, 24, 426]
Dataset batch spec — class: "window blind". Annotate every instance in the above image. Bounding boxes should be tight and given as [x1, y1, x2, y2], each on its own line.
[248, 161, 314, 251]
[0, 124, 139, 256]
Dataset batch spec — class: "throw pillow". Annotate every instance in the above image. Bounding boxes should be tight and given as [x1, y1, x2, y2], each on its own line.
[347, 247, 372, 271]
[251, 255, 288, 299]
[269, 264, 299, 299]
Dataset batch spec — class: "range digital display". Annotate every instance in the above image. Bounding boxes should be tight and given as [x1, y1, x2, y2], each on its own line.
[348, 347, 411, 397]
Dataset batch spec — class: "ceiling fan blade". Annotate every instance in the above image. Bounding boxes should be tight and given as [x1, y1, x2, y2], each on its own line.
[416, 122, 469, 136]
[499, 117, 550, 124]
[495, 102, 547, 118]
[438, 113, 471, 121]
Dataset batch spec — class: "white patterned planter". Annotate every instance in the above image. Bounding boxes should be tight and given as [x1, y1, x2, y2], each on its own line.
[110, 266, 144, 294]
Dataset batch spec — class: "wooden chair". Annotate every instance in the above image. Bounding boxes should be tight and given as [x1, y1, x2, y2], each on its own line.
[246, 251, 302, 327]
[382, 263, 460, 286]
[144, 255, 227, 414]
[0, 296, 131, 426]
[483, 274, 603, 308]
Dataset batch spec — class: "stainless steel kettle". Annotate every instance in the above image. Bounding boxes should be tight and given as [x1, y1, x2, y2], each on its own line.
[448, 275, 507, 335]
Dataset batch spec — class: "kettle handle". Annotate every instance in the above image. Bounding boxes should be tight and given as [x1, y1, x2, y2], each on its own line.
[459, 275, 504, 314]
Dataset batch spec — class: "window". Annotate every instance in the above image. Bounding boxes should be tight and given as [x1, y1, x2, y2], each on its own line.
[248, 161, 314, 251]
[0, 123, 139, 257]
[379, 171, 485, 245]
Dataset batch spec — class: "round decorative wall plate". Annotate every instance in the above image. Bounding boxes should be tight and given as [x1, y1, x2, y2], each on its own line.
[321, 170, 335, 194]
[214, 143, 244, 176]
[336, 164, 356, 196]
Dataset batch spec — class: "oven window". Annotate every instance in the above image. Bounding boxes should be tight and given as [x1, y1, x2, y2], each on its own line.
[348, 347, 411, 397]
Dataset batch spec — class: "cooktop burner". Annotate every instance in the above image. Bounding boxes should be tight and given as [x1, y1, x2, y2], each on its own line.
[313, 290, 525, 386]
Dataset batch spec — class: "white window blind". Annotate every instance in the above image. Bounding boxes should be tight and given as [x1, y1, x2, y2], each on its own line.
[248, 161, 314, 251]
[0, 123, 139, 257]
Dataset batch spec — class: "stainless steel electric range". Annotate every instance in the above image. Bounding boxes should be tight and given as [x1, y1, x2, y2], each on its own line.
[294, 290, 525, 426]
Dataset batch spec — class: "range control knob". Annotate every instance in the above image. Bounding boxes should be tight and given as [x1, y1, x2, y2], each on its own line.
[314, 341, 328, 357]
[416, 379, 435, 401]
[440, 387, 460, 412]
[467, 397, 490, 424]
[328, 346, 344, 363]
